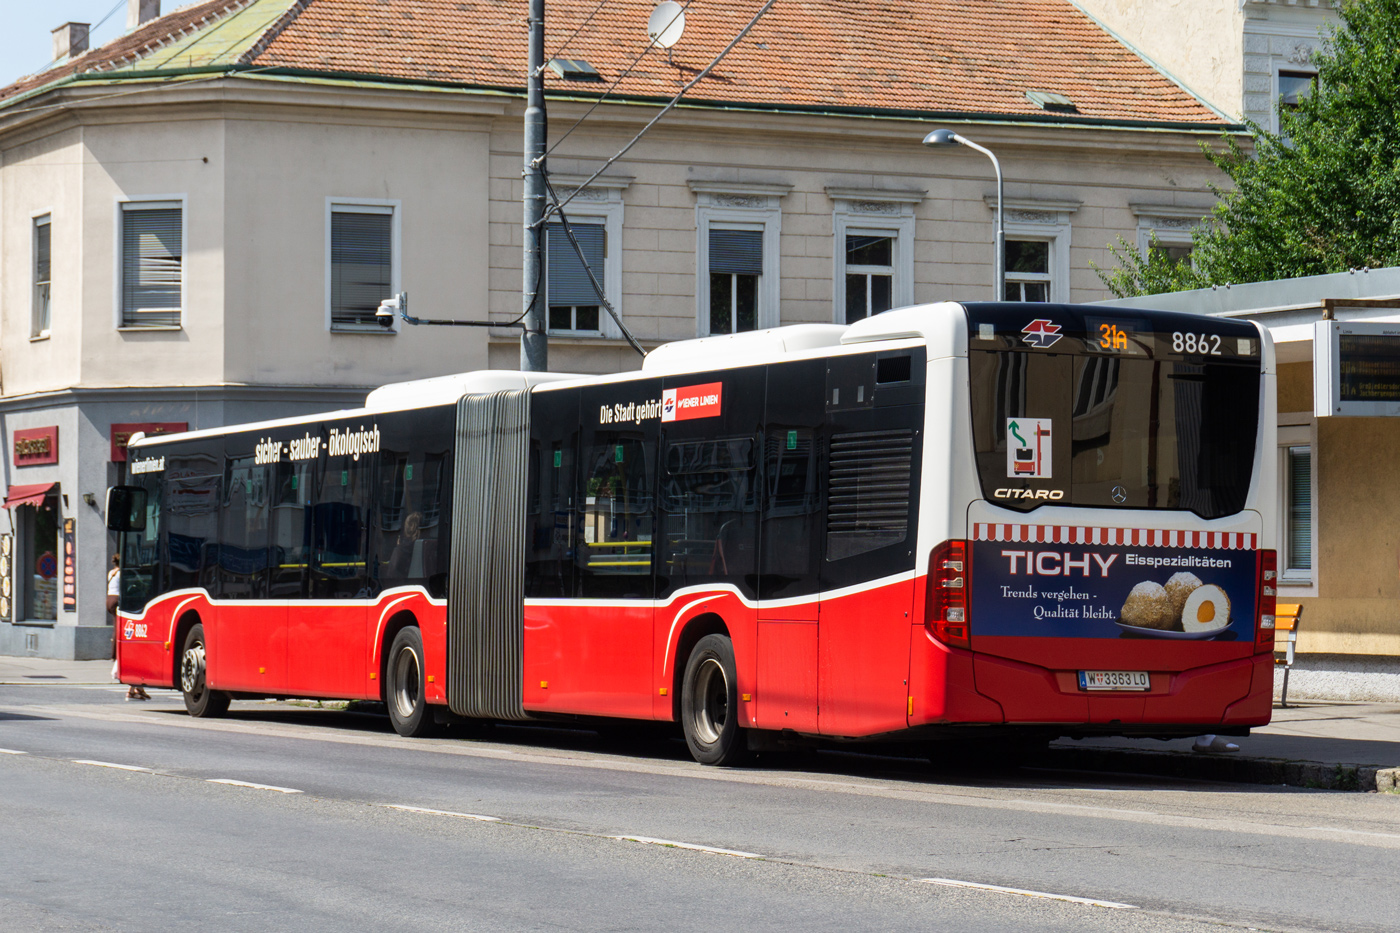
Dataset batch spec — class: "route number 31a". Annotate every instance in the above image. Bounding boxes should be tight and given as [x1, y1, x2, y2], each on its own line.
[1171, 331, 1222, 355]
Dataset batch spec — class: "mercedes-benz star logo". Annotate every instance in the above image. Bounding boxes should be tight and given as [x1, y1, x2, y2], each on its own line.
[1111, 486, 1128, 503]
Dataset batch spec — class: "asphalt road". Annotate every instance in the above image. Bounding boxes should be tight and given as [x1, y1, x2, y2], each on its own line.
[2, 683, 1397, 933]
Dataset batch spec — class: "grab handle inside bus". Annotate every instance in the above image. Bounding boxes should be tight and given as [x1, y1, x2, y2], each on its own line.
[106, 486, 147, 533]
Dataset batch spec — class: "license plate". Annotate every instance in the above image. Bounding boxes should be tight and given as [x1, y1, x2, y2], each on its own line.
[1078, 670, 1150, 691]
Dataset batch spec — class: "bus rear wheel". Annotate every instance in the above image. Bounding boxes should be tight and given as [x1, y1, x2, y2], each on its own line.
[386, 627, 437, 738]
[180, 623, 230, 718]
[681, 634, 748, 766]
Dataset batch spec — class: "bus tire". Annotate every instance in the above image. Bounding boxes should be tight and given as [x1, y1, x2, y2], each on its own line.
[180, 623, 230, 718]
[681, 634, 748, 766]
[386, 627, 436, 738]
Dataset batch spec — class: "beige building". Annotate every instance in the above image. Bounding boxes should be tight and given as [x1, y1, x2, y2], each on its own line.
[0, 0, 1240, 657]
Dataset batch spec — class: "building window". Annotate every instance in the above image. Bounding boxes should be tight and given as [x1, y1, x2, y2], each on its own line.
[329, 203, 397, 332]
[1278, 70, 1315, 113]
[1284, 445, 1312, 579]
[844, 234, 894, 323]
[18, 494, 59, 621]
[1005, 240, 1052, 302]
[692, 182, 787, 337]
[828, 190, 920, 325]
[546, 221, 604, 335]
[33, 214, 51, 337]
[120, 201, 183, 328]
[708, 226, 763, 335]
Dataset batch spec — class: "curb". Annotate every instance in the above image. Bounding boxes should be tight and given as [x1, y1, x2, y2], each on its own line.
[1043, 745, 1400, 792]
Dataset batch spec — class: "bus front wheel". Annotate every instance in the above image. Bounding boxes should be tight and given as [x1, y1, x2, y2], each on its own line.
[180, 623, 230, 718]
[681, 634, 748, 766]
[386, 627, 437, 738]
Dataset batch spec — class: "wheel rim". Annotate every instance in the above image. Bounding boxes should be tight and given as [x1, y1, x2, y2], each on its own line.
[181, 641, 205, 697]
[391, 644, 421, 720]
[691, 657, 728, 745]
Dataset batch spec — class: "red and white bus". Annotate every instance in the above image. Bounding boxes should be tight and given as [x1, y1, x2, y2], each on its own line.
[109, 302, 1277, 764]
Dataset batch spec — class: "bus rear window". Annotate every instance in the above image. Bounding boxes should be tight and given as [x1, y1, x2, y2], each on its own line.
[969, 350, 1260, 518]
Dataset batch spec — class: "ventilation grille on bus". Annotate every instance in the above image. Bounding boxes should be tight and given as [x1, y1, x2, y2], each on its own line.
[826, 428, 913, 560]
[448, 389, 531, 720]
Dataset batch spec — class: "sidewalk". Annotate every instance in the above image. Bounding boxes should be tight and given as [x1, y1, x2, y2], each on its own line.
[3, 657, 1398, 790]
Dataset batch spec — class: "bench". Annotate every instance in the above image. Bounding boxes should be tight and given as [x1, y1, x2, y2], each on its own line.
[1274, 603, 1302, 708]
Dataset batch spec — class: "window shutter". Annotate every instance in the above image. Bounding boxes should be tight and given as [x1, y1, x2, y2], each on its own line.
[331, 210, 393, 328]
[122, 207, 182, 327]
[1287, 446, 1311, 571]
[546, 223, 605, 306]
[709, 228, 763, 275]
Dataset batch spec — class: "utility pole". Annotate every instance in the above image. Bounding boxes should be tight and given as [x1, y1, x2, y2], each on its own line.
[520, 0, 548, 372]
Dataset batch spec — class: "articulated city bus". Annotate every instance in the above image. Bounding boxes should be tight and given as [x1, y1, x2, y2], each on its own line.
[109, 302, 1277, 765]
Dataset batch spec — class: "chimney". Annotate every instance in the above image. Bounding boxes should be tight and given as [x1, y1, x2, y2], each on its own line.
[51, 22, 90, 61]
[127, 0, 161, 30]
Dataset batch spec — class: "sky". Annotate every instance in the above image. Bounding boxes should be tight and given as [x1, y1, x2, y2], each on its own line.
[0, 1, 143, 89]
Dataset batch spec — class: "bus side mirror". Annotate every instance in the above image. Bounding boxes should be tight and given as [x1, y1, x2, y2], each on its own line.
[106, 486, 147, 533]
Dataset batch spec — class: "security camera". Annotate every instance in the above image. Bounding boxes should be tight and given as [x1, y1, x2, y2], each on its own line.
[376, 293, 402, 328]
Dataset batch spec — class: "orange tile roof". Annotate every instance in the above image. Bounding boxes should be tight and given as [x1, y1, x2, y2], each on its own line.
[2, 0, 1227, 126]
[0, 0, 248, 105]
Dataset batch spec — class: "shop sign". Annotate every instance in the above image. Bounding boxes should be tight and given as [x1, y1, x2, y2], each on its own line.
[61, 519, 76, 613]
[13, 427, 58, 466]
[110, 422, 186, 462]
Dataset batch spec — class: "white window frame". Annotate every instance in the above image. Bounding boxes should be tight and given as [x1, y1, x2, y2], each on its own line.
[989, 198, 1076, 303]
[828, 189, 920, 325]
[691, 182, 788, 337]
[31, 210, 52, 339]
[114, 195, 187, 331]
[543, 182, 625, 339]
[1278, 424, 1315, 587]
[326, 198, 402, 334]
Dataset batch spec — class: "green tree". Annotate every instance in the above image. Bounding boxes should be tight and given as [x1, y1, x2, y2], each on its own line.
[1092, 234, 1206, 299]
[1097, 0, 1400, 296]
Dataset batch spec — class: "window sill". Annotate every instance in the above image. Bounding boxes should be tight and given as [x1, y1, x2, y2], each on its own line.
[330, 326, 396, 336]
[117, 325, 183, 333]
[29, 332, 50, 342]
[12, 619, 56, 628]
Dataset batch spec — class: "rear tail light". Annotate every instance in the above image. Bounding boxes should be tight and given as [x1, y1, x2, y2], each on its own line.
[926, 539, 970, 649]
[1256, 549, 1276, 653]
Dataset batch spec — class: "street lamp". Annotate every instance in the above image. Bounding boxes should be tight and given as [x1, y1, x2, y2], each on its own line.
[923, 129, 1004, 301]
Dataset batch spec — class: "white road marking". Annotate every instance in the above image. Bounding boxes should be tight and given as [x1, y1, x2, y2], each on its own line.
[207, 779, 303, 794]
[71, 759, 152, 773]
[383, 804, 500, 822]
[921, 877, 1138, 910]
[614, 835, 763, 859]
[0, 748, 27, 755]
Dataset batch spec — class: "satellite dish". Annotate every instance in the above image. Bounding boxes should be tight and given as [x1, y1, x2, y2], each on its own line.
[648, 1, 686, 49]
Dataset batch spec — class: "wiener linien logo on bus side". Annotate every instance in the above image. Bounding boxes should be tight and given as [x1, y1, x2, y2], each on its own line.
[599, 382, 723, 426]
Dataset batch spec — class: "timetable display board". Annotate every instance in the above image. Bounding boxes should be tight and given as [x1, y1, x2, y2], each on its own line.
[1315, 320, 1400, 416]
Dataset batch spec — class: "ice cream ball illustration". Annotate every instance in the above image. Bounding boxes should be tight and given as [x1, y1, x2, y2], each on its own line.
[1180, 584, 1231, 633]
[1164, 571, 1204, 618]
[1119, 581, 1177, 630]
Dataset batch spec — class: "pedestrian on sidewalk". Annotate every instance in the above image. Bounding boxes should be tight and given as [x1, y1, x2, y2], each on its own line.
[108, 554, 148, 701]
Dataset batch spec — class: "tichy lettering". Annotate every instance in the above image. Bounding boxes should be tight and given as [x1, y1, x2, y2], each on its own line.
[1001, 549, 1118, 577]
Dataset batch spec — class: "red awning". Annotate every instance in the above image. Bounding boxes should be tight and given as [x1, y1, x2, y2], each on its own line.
[3, 482, 56, 509]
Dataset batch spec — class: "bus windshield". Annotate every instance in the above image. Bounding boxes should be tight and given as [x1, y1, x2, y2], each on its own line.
[966, 304, 1262, 518]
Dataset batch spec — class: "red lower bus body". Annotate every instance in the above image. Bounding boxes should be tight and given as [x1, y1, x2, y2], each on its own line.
[118, 570, 1270, 738]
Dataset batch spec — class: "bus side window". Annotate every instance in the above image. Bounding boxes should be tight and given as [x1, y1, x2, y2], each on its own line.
[270, 461, 312, 599]
[576, 434, 654, 598]
[660, 437, 759, 592]
[311, 455, 370, 599]
[163, 451, 221, 594]
[760, 429, 819, 583]
[217, 454, 269, 600]
[120, 472, 164, 613]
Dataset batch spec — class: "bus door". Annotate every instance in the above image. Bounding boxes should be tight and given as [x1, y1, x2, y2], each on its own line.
[288, 453, 372, 698]
[211, 449, 286, 694]
[546, 381, 661, 719]
[817, 350, 924, 737]
[755, 358, 822, 732]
